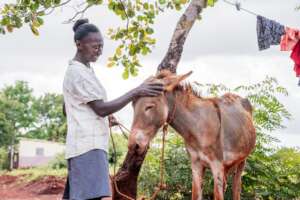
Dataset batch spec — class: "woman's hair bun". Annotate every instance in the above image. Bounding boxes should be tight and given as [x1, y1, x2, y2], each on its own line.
[73, 18, 89, 32]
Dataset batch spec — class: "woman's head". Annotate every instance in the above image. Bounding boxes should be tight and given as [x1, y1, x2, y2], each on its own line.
[73, 19, 103, 62]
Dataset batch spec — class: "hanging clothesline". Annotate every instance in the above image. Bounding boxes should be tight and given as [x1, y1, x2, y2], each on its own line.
[223, 0, 300, 86]
[222, 0, 259, 17]
[222, 0, 292, 32]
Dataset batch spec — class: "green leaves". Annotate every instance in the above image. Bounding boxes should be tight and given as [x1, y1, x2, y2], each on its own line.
[0, 0, 71, 36]
[122, 69, 129, 79]
[243, 147, 300, 199]
[87, 0, 102, 5]
[30, 23, 39, 35]
[207, 0, 218, 7]
[0, 4, 24, 33]
[106, 0, 193, 79]
[0, 81, 37, 151]
[27, 93, 66, 142]
[158, 0, 167, 5]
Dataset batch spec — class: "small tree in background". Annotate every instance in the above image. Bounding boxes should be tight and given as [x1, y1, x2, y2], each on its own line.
[27, 93, 66, 142]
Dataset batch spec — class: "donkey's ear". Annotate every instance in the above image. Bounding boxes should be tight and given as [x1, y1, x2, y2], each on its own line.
[164, 71, 193, 91]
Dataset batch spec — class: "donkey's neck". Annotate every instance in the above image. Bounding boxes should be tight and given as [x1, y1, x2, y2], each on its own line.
[166, 91, 200, 140]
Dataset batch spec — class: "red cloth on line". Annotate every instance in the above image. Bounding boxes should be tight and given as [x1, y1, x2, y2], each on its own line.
[291, 40, 300, 77]
[280, 27, 300, 51]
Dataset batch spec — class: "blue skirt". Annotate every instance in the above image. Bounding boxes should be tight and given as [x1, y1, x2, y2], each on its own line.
[62, 149, 111, 200]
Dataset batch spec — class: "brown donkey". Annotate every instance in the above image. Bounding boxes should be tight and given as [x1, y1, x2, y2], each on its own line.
[128, 70, 256, 200]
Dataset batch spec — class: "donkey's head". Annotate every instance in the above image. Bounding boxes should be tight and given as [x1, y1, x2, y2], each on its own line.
[128, 70, 192, 154]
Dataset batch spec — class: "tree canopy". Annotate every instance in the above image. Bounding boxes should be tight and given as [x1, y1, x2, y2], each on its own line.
[0, 0, 217, 78]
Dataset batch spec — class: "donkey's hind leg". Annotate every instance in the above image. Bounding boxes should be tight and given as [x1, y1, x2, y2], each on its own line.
[191, 161, 206, 200]
[210, 162, 226, 200]
[232, 160, 246, 200]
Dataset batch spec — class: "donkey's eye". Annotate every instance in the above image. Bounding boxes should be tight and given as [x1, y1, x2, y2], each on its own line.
[145, 105, 154, 111]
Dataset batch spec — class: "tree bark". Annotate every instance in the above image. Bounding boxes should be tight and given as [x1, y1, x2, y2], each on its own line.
[112, 0, 207, 199]
[112, 148, 148, 200]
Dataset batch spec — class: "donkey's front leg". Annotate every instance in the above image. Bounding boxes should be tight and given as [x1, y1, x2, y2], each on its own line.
[189, 150, 206, 200]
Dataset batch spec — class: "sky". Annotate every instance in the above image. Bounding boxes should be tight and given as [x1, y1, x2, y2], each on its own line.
[0, 0, 299, 148]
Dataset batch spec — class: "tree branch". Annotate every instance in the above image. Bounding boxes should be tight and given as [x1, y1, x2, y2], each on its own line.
[64, 3, 93, 23]
[158, 0, 207, 73]
[118, 0, 130, 34]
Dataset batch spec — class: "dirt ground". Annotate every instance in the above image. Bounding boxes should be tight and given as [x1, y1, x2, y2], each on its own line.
[0, 174, 65, 200]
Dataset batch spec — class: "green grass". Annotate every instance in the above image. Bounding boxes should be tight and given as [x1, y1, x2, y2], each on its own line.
[0, 167, 67, 182]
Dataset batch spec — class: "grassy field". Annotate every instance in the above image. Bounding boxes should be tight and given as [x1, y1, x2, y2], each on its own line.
[0, 167, 67, 182]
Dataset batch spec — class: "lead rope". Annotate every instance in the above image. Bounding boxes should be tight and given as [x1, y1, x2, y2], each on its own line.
[148, 123, 168, 200]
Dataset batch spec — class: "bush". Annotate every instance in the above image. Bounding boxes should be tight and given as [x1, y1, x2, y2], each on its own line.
[48, 152, 67, 169]
[108, 132, 129, 172]
[0, 147, 9, 170]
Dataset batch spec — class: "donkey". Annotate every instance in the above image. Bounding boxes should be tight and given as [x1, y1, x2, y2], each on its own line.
[128, 70, 256, 200]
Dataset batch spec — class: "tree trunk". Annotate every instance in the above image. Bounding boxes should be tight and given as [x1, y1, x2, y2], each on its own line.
[112, 148, 148, 200]
[112, 0, 207, 199]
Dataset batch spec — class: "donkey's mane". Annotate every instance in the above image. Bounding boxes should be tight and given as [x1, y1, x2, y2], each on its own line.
[176, 82, 203, 99]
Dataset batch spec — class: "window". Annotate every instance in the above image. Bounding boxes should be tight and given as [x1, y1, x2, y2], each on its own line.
[36, 147, 44, 156]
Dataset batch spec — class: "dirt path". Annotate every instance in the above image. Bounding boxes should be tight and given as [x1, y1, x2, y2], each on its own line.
[0, 175, 65, 200]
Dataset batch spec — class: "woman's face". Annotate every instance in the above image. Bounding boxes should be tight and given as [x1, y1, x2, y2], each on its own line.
[76, 32, 103, 62]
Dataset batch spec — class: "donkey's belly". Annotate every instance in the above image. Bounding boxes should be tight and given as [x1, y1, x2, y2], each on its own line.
[220, 108, 256, 164]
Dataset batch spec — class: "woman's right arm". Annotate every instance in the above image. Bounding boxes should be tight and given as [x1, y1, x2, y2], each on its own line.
[87, 82, 163, 118]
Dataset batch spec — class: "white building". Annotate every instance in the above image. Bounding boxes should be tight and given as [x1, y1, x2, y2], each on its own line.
[18, 138, 65, 168]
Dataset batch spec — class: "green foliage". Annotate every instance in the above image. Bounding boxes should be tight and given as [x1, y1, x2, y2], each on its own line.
[48, 152, 67, 169]
[0, 147, 9, 170]
[0, 81, 36, 149]
[0, 110, 14, 148]
[2, 80, 37, 130]
[207, 0, 218, 7]
[0, 0, 50, 35]
[106, 0, 191, 79]
[108, 132, 128, 167]
[242, 147, 300, 199]
[138, 133, 193, 199]
[27, 93, 67, 142]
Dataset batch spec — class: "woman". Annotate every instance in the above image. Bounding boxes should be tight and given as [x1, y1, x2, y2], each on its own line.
[62, 19, 163, 200]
